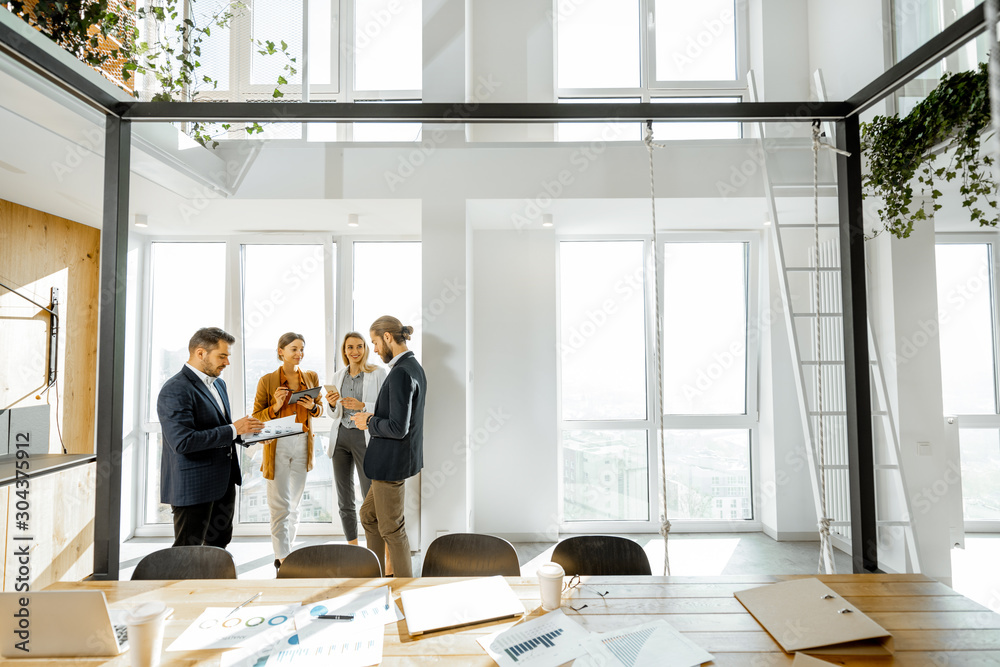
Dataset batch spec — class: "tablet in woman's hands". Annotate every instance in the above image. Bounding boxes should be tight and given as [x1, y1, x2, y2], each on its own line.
[287, 385, 322, 405]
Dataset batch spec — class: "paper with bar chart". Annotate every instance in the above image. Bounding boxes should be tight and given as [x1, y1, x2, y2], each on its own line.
[263, 626, 383, 667]
[477, 610, 589, 667]
[576, 620, 714, 667]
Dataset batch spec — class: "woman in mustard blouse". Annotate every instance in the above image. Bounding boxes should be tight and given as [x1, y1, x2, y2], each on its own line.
[252, 332, 323, 572]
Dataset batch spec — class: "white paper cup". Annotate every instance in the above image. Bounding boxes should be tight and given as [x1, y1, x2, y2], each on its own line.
[537, 562, 565, 611]
[125, 601, 172, 667]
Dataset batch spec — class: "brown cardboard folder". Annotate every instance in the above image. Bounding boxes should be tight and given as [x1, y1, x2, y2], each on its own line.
[735, 578, 894, 658]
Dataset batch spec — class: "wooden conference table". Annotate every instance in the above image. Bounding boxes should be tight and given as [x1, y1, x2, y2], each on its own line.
[32, 573, 1000, 665]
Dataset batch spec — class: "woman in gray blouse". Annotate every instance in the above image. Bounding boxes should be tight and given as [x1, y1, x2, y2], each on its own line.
[324, 332, 387, 545]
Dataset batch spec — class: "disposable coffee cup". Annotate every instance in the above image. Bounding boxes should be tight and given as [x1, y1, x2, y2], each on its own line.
[125, 601, 172, 667]
[537, 562, 565, 611]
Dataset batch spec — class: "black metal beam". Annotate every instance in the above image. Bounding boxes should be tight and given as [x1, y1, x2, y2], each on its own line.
[847, 2, 986, 116]
[92, 116, 130, 581]
[0, 11, 125, 116]
[119, 100, 853, 123]
[836, 115, 879, 574]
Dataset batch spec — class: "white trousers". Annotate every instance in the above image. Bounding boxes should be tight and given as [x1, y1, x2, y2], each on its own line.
[266, 434, 308, 559]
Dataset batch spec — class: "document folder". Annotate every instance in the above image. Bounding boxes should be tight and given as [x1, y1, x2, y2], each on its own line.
[400, 576, 524, 636]
[735, 578, 894, 658]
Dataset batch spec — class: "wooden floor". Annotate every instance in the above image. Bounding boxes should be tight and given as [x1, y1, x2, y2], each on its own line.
[36, 573, 1000, 665]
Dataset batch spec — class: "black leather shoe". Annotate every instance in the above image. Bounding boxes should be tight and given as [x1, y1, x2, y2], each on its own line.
[274, 559, 281, 572]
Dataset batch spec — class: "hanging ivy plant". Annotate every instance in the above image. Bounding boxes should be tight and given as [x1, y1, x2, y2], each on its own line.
[6, 0, 135, 75]
[861, 62, 997, 239]
[8, 0, 295, 149]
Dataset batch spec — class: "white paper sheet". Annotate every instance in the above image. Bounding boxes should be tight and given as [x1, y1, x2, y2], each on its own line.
[575, 620, 714, 667]
[477, 609, 590, 667]
[167, 604, 299, 652]
[243, 416, 304, 444]
[292, 586, 402, 645]
[262, 626, 384, 667]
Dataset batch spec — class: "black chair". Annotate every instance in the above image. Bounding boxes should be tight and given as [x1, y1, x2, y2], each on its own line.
[131, 546, 237, 580]
[421, 533, 521, 577]
[276, 544, 382, 578]
[551, 536, 652, 576]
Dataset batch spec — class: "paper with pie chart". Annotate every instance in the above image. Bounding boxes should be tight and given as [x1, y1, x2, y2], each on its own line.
[167, 604, 301, 652]
[292, 586, 402, 644]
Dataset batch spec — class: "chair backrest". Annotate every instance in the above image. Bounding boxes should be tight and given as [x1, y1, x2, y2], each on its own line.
[550, 536, 651, 576]
[131, 546, 237, 580]
[276, 545, 382, 579]
[421, 533, 521, 577]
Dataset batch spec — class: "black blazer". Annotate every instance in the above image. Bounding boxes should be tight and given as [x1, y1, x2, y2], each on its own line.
[157, 365, 242, 506]
[364, 351, 426, 481]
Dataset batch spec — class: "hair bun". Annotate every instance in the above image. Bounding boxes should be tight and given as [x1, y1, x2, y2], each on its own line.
[401, 325, 414, 339]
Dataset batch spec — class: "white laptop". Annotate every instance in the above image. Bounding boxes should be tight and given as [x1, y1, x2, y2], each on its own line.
[400, 576, 525, 636]
[0, 591, 128, 658]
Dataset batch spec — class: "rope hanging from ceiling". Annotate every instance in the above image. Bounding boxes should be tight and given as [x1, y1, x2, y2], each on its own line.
[644, 121, 672, 576]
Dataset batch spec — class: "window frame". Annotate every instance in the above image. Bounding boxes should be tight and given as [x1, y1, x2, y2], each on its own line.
[657, 232, 760, 527]
[141, 0, 423, 142]
[647, 0, 750, 90]
[555, 232, 761, 534]
[556, 235, 660, 534]
[936, 232, 1000, 533]
[134, 233, 345, 537]
[554, 0, 750, 99]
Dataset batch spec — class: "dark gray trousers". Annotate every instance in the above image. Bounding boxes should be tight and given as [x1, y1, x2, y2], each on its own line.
[332, 424, 371, 541]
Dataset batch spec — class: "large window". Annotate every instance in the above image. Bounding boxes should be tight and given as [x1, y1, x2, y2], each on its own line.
[661, 241, 754, 520]
[935, 240, 1000, 527]
[662, 242, 748, 415]
[138, 237, 421, 535]
[137, 0, 422, 140]
[557, 237, 757, 528]
[556, 0, 746, 141]
[144, 242, 227, 524]
[560, 241, 649, 522]
[239, 244, 333, 524]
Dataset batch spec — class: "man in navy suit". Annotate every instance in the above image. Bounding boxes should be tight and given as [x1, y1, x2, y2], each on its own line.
[157, 327, 264, 548]
[353, 315, 426, 578]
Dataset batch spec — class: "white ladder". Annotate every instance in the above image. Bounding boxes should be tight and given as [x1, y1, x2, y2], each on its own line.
[748, 70, 921, 572]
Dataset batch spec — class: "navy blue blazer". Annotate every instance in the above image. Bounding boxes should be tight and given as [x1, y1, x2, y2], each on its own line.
[157, 365, 242, 506]
[364, 351, 426, 482]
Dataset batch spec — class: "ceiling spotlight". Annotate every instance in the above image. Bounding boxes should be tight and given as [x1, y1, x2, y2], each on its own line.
[348, 213, 360, 228]
[541, 214, 554, 228]
[134, 214, 148, 228]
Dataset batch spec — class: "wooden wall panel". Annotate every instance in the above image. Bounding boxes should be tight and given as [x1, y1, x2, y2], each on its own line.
[1, 464, 97, 591]
[0, 199, 100, 455]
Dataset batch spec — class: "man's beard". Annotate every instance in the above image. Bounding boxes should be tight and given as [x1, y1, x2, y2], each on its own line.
[378, 347, 394, 364]
[201, 360, 222, 377]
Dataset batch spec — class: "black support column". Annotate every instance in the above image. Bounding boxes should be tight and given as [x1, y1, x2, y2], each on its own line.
[836, 115, 879, 573]
[93, 116, 131, 580]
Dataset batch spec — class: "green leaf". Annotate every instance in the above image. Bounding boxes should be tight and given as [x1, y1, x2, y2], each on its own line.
[277, 75, 287, 85]
[272, 88, 285, 98]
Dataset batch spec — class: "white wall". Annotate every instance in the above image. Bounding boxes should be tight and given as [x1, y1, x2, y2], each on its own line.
[418, 198, 471, 549]
[471, 230, 558, 540]
[866, 214, 960, 582]
[469, 0, 554, 142]
[750, 0, 812, 102]
[807, 0, 891, 101]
